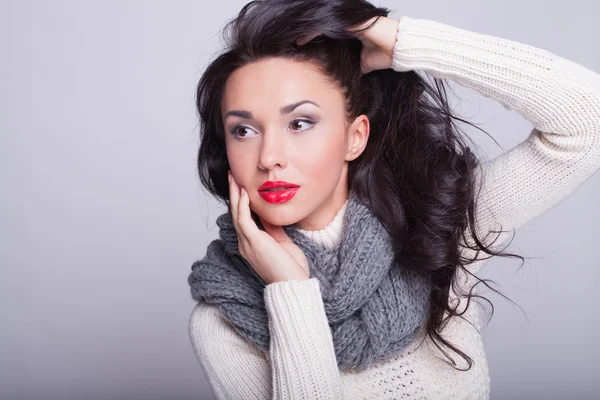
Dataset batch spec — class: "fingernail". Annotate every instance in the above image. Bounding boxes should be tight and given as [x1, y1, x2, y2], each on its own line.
[228, 174, 231, 183]
[241, 187, 246, 196]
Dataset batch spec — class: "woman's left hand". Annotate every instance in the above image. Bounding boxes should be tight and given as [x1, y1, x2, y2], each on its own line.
[228, 171, 311, 285]
[296, 15, 399, 75]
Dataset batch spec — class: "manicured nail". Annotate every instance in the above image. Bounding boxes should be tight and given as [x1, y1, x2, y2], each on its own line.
[241, 187, 246, 196]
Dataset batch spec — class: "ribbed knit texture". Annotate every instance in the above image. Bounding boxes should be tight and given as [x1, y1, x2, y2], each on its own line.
[188, 16, 600, 399]
[294, 199, 348, 249]
[188, 191, 432, 371]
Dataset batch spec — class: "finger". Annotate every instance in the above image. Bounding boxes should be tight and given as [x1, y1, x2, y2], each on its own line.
[230, 173, 252, 253]
[360, 51, 373, 76]
[296, 31, 322, 46]
[237, 186, 259, 244]
[347, 16, 379, 38]
[360, 60, 369, 76]
[260, 217, 293, 244]
[228, 170, 240, 230]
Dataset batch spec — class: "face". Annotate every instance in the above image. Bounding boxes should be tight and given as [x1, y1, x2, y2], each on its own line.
[221, 57, 369, 230]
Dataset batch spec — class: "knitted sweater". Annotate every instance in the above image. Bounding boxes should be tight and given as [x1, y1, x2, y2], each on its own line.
[188, 16, 600, 400]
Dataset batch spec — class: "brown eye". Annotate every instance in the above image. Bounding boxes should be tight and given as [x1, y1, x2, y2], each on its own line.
[289, 118, 316, 132]
[236, 127, 249, 137]
[230, 125, 257, 139]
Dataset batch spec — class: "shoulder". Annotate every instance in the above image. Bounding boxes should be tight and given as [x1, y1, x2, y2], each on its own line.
[189, 302, 221, 328]
[188, 302, 267, 361]
[188, 303, 273, 399]
[188, 302, 221, 344]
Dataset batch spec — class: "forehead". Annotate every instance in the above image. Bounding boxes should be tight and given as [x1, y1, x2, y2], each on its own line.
[221, 57, 342, 112]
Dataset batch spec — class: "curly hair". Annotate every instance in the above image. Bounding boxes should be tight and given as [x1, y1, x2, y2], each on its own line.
[194, 0, 525, 371]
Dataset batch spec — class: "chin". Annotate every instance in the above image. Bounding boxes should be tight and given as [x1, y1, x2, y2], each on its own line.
[253, 203, 304, 227]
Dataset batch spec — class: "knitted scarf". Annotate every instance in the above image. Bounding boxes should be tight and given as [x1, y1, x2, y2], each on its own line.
[188, 191, 432, 372]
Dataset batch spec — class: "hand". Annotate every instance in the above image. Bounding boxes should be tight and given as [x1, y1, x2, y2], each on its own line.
[296, 16, 400, 75]
[228, 170, 310, 285]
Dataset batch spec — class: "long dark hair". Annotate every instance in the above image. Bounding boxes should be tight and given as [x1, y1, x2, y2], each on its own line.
[195, 0, 525, 371]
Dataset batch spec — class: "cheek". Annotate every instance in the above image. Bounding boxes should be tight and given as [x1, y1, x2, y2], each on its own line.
[295, 125, 346, 182]
[226, 141, 255, 184]
[226, 143, 240, 169]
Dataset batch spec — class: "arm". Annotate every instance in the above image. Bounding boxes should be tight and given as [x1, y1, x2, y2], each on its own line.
[390, 16, 600, 263]
[188, 277, 344, 400]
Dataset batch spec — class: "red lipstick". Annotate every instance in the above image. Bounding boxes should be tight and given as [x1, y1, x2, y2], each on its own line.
[258, 181, 300, 204]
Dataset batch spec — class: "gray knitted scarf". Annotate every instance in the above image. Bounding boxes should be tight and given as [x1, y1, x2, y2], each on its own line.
[188, 191, 432, 372]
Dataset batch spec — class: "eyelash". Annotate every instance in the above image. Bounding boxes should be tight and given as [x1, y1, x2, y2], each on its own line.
[229, 118, 317, 139]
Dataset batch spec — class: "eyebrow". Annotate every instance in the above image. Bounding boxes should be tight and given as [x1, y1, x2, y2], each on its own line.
[223, 100, 320, 121]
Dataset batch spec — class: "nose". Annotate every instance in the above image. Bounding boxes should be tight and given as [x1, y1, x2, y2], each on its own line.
[257, 129, 288, 171]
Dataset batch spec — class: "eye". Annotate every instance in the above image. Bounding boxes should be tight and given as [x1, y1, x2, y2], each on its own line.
[289, 118, 316, 132]
[229, 118, 316, 139]
[230, 125, 257, 139]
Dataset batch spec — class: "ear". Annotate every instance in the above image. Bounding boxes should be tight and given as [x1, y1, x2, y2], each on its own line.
[344, 115, 370, 161]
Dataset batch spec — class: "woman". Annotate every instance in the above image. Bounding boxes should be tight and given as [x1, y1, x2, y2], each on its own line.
[187, 0, 600, 398]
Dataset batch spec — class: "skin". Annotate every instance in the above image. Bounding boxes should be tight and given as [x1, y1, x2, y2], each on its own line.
[222, 16, 399, 284]
[223, 57, 369, 231]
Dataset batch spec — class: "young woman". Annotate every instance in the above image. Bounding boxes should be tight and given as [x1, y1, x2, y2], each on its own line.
[187, 0, 600, 398]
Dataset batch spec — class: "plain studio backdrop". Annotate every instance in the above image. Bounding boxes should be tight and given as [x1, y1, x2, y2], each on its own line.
[1, 0, 598, 399]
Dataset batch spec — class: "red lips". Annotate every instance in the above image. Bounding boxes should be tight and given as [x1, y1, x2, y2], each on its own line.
[258, 181, 300, 191]
[258, 181, 300, 204]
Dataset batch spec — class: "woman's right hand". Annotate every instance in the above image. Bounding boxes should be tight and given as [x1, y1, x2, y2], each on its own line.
[296, 15, 400, 75]
[228, 170, 311, 285]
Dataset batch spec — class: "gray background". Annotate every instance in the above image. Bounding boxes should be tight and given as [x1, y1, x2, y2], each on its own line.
[1, 0, 598, 399]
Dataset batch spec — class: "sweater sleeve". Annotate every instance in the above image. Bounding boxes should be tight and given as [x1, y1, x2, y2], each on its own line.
[390, 16, 600, 263]
[188, 277, 344, 400]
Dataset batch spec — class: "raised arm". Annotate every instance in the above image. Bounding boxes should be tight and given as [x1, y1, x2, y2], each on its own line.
[188, 277, 344, 400]
[390, 16, 600, 264]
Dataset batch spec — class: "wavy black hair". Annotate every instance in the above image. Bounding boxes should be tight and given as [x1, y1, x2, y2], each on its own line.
[194, 0, 526, 371]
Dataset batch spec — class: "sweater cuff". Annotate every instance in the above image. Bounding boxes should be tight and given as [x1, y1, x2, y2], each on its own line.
[263, 277, 344, 398]
[263, 277, 331, 341]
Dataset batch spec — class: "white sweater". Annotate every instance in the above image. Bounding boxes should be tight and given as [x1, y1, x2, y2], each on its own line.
[188, 16, 600, 400]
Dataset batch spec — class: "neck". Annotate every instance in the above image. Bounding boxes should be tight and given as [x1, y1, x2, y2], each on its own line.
[293, 167, 349, 231]
[294, 198, 348, 250]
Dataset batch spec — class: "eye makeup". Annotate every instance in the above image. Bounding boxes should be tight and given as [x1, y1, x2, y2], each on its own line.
[228, 117, 318, 139]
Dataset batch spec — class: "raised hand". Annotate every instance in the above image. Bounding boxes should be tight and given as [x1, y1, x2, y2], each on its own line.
[296, 16, 399, 75]
[228, 170, 310, 285]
